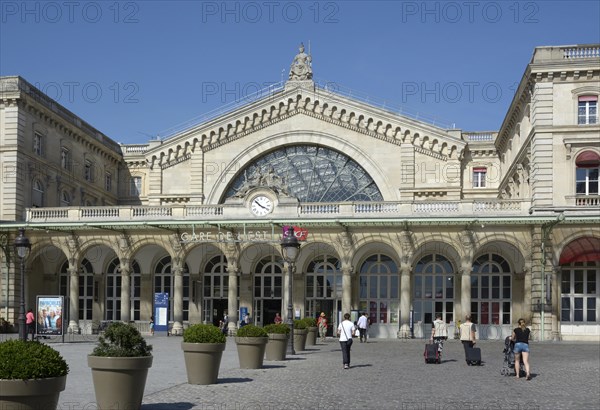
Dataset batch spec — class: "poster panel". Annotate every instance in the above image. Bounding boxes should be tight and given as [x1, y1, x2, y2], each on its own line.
[36, 295, 64, 336]
[154, 292, 169, 332]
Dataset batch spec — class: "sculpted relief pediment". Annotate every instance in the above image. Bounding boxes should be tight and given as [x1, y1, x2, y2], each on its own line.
[142, 86, 466, 170]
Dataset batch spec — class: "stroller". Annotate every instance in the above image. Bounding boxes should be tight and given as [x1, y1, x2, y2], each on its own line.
[501, 336, 525, 376]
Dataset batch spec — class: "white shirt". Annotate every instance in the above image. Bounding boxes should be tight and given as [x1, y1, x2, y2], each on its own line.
[357, 315, 368, 329]
[337, 320, 355, 342]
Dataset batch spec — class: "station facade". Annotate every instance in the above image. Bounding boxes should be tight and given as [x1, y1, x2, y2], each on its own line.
[1, 44, 599, 341]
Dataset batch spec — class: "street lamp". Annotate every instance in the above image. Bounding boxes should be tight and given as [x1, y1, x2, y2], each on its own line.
[281, 226, 300, 355]
[14, 228, 31, 341]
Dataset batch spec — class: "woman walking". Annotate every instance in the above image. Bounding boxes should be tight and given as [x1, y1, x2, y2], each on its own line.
[337, 313, 356, 369]
[512, 318, 531, 380]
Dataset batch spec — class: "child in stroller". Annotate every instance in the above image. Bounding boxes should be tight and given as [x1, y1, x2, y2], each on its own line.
[501, 336, 525, 376]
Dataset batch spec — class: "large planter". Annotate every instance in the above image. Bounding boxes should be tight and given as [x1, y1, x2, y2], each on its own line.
[265, 333, 288, 361]
[181, 342, 226, 385]
[306, 326, 318, 346]
[293, 328, 308, 351]
[0, 376, 66, 410]
[88, 356, 153, 410]
[235, 337, 268, 368]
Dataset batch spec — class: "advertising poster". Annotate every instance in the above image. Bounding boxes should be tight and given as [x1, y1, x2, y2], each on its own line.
[154, 292, 169, 332]
[36, 295, 64, 336]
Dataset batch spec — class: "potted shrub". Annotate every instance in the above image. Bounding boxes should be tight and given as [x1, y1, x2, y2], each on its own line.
[182, 324, 226, 385]
[264, 323, 290, 361]
[234, 324, 268, 369]
[293, 319, 308, 351]
[88, 322, 153, 410]
[303, 317, 318, 346]
[0, 339, 69, 410]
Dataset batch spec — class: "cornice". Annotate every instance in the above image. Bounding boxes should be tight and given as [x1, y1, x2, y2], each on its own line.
[142, 86, 466, 169]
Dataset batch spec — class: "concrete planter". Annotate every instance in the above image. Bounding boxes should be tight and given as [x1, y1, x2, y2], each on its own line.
[306, 326, 318, 346]
[293, 328, 308, 351]
[88, 355, 153, 410]
[265, 333, 289, 360]
[0, 375, 66, 410]
[181, 342, 225, 385]
[235, 337, 268, 368]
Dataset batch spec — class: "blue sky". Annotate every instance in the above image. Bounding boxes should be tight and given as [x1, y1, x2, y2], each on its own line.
[1, 1, 599, 144]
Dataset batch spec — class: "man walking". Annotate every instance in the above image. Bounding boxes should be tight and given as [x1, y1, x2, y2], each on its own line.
[357, 312, 369, 343]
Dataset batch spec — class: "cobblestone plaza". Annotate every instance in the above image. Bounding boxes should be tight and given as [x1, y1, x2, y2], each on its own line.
[24, 335, 600, 410]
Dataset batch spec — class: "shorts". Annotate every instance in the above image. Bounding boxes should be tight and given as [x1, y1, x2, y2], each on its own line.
[513, 342, 529, 354]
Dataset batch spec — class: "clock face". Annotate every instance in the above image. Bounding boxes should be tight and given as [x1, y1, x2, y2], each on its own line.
[250, 195, 273, 216]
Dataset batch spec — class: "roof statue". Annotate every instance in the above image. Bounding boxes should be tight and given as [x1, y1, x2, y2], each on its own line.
[288, 43, 312, 81]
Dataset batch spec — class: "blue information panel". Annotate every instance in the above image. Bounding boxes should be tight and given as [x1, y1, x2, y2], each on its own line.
[154, 293, 169, 332]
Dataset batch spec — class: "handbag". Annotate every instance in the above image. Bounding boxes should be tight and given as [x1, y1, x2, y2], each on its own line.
[354, 328, 360, 337]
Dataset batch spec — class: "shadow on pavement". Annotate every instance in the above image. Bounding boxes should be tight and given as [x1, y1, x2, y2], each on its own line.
[143, 402, 195, 409]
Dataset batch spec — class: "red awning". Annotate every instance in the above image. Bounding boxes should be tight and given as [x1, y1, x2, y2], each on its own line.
[575, 151, 600, 167]
[559, 237, 600, 265]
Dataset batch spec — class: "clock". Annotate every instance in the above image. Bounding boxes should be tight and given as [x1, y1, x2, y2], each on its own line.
[250, 195, 273, 216]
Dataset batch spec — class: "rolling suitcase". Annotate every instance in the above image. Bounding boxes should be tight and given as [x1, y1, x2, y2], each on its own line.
[424, 343, 440, 364]
[466, 346, 482, 365]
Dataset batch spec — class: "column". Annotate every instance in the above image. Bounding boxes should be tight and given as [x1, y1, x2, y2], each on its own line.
[68, 265, 79, 333]
[460, 260, 472, 322]
[341, 265, 352, 315]
[399, 264, 411, 338]
[551, 267, 561, 341]
[120, 261, 131, 323]
[227, 262, 239, 333]
[172, 263, 183, 335]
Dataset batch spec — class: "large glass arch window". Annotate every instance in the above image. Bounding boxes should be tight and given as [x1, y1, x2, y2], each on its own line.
[471, 253, 512, 325]
[359, 254, 399, 325]
[105, 258, 142, 321]
[413, 254, 455, 324]
[224, 145, 383, 202]
[154, 256, 190, 322]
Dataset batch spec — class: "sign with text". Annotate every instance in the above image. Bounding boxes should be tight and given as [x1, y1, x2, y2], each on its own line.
[282, 225, 308, 241]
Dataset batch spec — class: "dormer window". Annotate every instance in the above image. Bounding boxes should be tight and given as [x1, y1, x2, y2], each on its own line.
[578, 96, 597, 125]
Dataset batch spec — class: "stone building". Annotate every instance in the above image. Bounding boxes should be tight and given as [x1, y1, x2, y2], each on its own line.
[1, 44, 598, 341]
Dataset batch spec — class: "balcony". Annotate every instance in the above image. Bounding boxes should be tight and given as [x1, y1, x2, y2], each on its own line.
[25, 199, 530, 224]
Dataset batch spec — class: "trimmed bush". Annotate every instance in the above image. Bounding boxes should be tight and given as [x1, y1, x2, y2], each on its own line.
[293, 319, 307, 330]
[236, 324, 267, 337]
[263, 323, 290, 334]
[302, 317, 317, 327]
[0, 340, 69, 379]
[91, 322, 152, 357]
[183, 324, 226, 344]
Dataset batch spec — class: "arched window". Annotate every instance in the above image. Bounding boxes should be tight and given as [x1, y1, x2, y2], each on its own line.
[306, 254, 341, 322]
[106, 258, 141, 321]
[59, 258, 94, 321]
[32, 179, 44, 207]
[253, 255, 284, 325]
[575, 150, 600, 197]
[154, 256, 190, 322]
[359, 254, 399, 325]
[471, 254, 512, 325]
[413, 254, 454, 324]
[561, 261, 599, 323]
[202, 255, 229, 325]
[224, 145, 383, 202]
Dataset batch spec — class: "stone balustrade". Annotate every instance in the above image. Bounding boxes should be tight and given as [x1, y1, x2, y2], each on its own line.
[26, 199, 534, 223]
